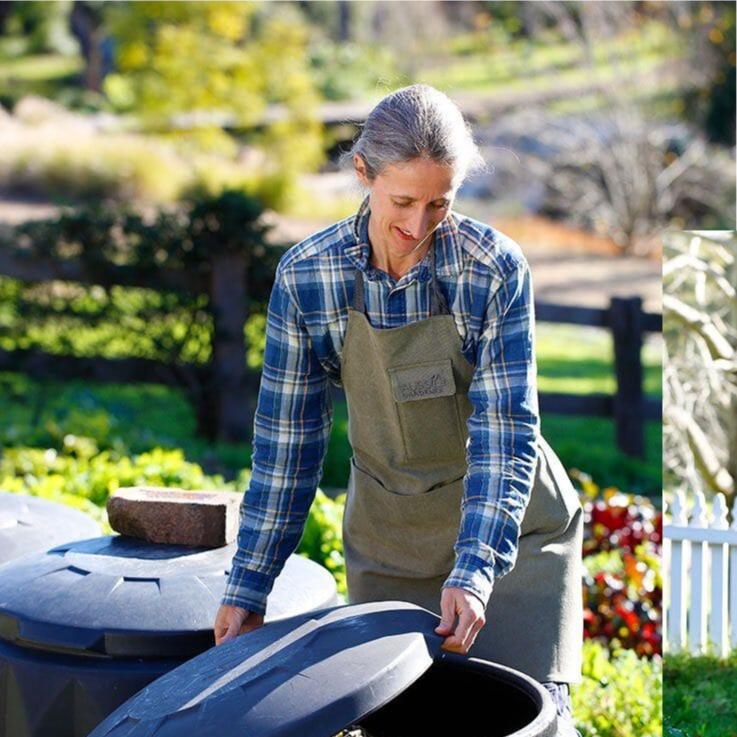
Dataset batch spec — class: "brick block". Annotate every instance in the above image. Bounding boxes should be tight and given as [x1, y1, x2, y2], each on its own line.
[107, 487, 241, 547]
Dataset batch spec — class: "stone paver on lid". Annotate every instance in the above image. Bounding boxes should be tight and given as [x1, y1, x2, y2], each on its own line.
[107, 487, 241, 547]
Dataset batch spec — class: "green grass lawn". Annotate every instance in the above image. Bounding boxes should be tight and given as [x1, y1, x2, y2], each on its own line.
[664, 653, 737, 737]
[536, 323, 662, 397]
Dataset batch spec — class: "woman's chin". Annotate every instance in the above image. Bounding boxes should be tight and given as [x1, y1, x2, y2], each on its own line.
[392, 241, 419, 254]
[391, 234, 422, 253]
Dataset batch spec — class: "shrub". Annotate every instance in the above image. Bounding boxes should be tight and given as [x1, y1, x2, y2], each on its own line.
[575, 472, 662, 657]
[574, 471, 662, 555]
[583, 545, 661, 657]
[572, 640, 662, 737]
[297, 489, 346, 595]
[0, 445, 226, 510]
[0, 111, 294, 207]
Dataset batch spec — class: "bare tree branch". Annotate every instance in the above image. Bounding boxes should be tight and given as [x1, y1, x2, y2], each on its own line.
[664, 294, 734, 361]
[668, 406, 734, 496]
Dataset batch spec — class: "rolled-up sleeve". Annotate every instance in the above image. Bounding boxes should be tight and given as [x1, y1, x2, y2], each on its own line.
[221, 262, 333, 614]
[443, 259, 540, 608]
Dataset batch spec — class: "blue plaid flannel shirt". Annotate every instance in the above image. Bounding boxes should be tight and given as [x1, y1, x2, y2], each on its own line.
[222, 198, 540, 614]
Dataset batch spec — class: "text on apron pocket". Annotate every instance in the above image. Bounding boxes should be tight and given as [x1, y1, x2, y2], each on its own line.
[388, 358, 466, 463]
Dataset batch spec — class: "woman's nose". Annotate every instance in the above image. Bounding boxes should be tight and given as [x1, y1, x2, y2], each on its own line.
[406, 209, 432, 239]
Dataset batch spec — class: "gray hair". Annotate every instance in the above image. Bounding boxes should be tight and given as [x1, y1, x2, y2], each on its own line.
[341, 84, 485, 185]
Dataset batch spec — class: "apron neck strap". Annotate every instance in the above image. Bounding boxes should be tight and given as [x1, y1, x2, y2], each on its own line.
[352, 239, 450, 316]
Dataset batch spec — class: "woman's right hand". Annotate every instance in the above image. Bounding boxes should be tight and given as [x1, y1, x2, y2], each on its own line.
[214, 604, 265, 646]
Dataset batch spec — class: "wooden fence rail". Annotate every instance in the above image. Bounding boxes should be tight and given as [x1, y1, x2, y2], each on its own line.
[0, 246, 661, 453]
[664, 489, 737, 657]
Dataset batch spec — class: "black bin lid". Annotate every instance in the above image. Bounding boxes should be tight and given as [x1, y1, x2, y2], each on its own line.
[0, 535, 337, 658]
[0, 492, 100, 565]
[88, 601, 444, 737]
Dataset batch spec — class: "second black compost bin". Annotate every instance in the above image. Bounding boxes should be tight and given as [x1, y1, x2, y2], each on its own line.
[0, 534, 338, 737]
[0, 491, 101, 566]
[87, 600, 561, 737]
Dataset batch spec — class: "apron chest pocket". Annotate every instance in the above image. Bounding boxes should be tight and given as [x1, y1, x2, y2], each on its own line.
[388, 359, 466, 463]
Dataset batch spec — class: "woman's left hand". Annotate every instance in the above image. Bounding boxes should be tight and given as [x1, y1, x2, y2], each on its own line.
[434, 586, 487, 654]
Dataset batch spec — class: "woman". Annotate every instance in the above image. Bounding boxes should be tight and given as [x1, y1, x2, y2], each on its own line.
[214, 84, 583, 734]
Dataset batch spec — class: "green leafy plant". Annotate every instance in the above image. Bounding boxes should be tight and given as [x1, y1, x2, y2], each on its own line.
[0, 446, 225, 511]
[572, 640, 662, 737]
[297, 489, 346, 595]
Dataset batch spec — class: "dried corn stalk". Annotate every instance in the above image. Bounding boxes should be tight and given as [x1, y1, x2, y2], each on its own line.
[664, 230, 737, 499]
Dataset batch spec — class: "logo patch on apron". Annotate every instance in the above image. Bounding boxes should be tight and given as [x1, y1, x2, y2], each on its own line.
[389, 359, 457, 402]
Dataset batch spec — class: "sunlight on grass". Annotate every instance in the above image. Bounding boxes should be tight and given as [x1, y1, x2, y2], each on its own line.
[422, 19, 681, 94]
[421, 45, 682, 97]
[664, 652, 737, 737]
[0, 53, 81, 83]
[536, 323, 662, 397]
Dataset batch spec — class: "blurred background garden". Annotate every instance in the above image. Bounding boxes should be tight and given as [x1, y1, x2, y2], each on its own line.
[1, 1, 734, 735]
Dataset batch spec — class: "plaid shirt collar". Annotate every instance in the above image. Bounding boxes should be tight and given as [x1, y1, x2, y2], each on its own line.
[343, 196, 464, 282]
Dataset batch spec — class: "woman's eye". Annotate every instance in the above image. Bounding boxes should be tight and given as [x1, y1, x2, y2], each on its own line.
[392, 201, 448, 210]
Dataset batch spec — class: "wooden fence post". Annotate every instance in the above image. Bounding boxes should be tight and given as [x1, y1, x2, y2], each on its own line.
[208, 252, 252, 442]
[610, 296, 645, 458]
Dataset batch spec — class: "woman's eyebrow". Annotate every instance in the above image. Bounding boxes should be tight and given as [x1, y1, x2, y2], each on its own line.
[390, 194, 450, 205]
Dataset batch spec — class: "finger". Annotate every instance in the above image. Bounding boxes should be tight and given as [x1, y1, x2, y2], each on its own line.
[441, 607, 478, 653]
[440, 634, 464, 653]
[219, 618, 241, 645]
[434, 590, 457, 634]
[453, 609, 477, 651]
[214, 619, 229, 646]
[464, 618, 486, 653]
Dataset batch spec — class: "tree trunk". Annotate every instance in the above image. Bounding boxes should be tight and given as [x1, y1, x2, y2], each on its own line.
[337, 0, 352, 41]
[69, 1, 107, 93]
[0, 1, 13, 35]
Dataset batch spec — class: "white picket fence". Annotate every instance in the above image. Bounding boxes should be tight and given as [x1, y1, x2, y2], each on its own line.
[664, 488, 737, 657]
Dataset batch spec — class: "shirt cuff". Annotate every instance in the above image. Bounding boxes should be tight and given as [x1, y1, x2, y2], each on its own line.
[220, 563, 274, 616]
[442, 551, 495, 609]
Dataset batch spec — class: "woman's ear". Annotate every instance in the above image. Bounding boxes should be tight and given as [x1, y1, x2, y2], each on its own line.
[353, 153, 370, 187]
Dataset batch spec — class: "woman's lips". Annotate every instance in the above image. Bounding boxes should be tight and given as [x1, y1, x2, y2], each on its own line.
[394, 225, 416, 242]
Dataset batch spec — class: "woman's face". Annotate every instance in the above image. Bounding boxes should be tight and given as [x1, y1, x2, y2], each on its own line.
[354, 155, 457, 264]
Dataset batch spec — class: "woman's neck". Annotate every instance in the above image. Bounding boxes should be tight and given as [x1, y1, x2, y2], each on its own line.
[369, 251, 428, 281]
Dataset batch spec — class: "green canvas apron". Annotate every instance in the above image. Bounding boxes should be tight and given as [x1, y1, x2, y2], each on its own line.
[340, 242, 583, 684]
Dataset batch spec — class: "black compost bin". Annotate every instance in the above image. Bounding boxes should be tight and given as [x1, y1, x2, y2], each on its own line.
[0, 492, 101, 566]
[87, 600, 560, 737]
[0, 534, 338, 737]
